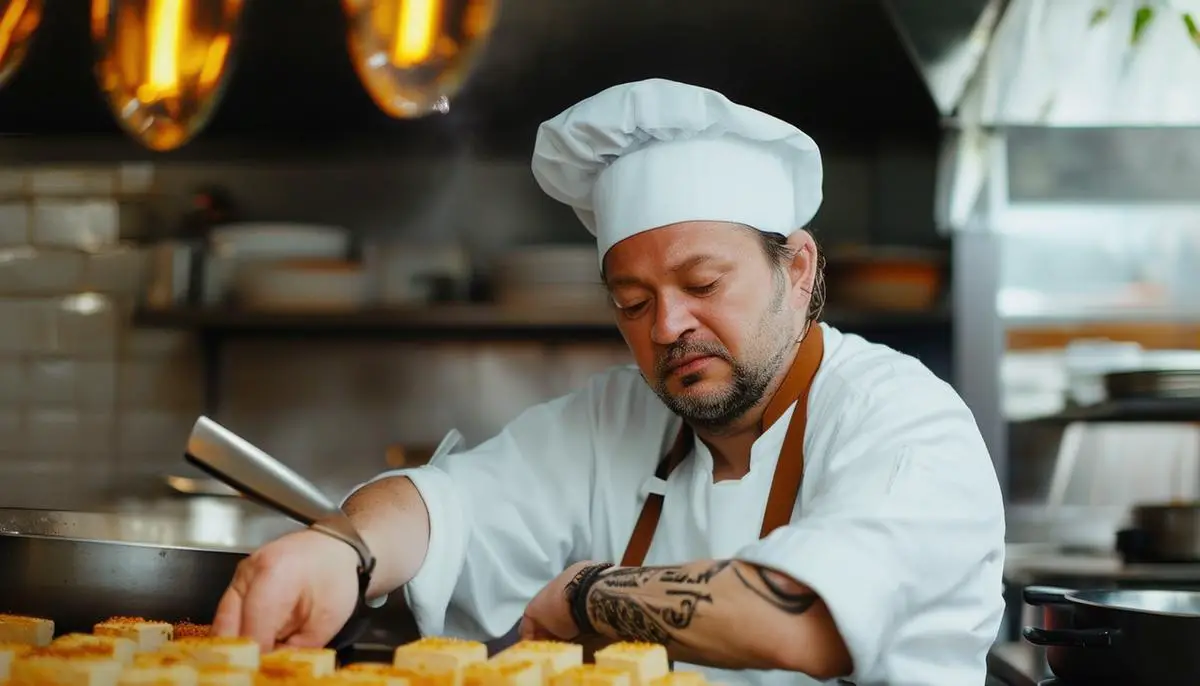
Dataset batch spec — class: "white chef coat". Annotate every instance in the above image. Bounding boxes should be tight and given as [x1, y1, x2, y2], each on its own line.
[346, 324, 1006, 686]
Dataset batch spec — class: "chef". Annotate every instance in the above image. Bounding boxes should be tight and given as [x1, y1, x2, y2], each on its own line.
[211, 78, 1006, 686]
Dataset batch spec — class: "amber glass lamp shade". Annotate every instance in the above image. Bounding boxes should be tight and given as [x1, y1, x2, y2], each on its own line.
[0, 0, 43, 90]
[343, 0, 498, 119]
[92, 0, 243, 152]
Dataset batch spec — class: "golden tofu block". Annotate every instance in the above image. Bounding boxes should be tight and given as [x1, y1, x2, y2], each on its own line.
[338, 662, 421, 686]
[10, 652, 123, 686]
[260, 647, 336, 678]
[48, 636, 137, 666]
[169, 626, 209, 641]
[115, 664, 198, 686]
[547, 666, 629, 686]
[464, 659, 541, 686]
[1, 642, 35, 678]
[166, 639, 258, 671]
[592, 644, 668, 686]
[0, 614, 55, 647]
[392, 638, 487, 686]
[646, 674, 706, 686]
[194, 665, 253, 686]
[490, 641, 582, 682]
[131, 653, 194, 669]
[94, 618, 174, 654]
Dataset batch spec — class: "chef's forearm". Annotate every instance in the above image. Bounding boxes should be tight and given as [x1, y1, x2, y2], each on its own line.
[583, 560, 852, 680]
[341, 476, 431, 598]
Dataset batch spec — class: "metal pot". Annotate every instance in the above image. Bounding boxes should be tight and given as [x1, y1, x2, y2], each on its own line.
[1023, 585, 1200, 685]
[1117, 502, 1200, 563]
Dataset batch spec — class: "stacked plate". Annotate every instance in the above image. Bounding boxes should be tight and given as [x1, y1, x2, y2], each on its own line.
[492, 245, 608, 309]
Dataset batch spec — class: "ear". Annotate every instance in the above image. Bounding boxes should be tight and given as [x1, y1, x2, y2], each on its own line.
[784, 229, 818, 310]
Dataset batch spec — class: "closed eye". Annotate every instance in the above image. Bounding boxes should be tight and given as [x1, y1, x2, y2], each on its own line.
[687, 280, 720, 295]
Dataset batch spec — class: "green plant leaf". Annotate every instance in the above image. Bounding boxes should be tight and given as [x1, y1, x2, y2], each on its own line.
[1132, 4, 1156, 45]
[1090, 6, 1110, 25]
[1184, 13, 1200, 47]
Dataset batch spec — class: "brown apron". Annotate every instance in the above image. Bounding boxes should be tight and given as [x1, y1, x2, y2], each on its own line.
[621, 325, 826, 566]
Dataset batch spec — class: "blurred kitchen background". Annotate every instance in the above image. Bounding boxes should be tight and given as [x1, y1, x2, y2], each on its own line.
[3, 0, 1200, 670]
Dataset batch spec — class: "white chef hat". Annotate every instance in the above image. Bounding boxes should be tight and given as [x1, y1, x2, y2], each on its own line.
[531, 78, 823, 267]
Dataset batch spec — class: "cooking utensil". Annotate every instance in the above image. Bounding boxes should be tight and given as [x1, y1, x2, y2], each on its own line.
[1022, 585, 1200, 684]
[1116, 502, 1200, 563]
[1105, 369, 1200, 401]
[184, 416, 383, 648]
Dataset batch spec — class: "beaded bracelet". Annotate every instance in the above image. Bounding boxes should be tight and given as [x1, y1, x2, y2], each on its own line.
[565, 562, 614, 635]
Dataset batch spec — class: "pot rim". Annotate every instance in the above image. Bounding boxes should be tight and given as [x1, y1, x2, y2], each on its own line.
[1068, 588, 1200, 619]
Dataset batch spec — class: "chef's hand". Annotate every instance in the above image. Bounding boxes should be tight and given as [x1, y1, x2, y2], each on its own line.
[211, 528, 360, 653]
[520, 560, 595, 641]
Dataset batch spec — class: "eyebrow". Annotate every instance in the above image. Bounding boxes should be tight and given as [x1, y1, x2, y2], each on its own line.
[604, 254, 725, 289]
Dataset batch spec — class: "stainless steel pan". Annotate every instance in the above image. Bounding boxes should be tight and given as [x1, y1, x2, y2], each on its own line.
[0, 417, 416, 651]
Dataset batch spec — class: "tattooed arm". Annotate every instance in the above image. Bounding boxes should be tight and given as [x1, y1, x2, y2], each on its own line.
[582, 559, 852, 680]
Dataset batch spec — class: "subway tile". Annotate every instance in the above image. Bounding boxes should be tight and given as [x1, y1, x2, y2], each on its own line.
[31, 199, 120, 252]
[0, 170, 28, 197]
[27, 167, 117, 196]
[83, 246, 147, 296]
[0, 298, 55, 353]
[117, 163, 155, 195]
[0, 247, 86, 295]
[51, 293, 120, 356]
[117, 357, 202, 411]
[116, 409, 195, 457]
[26, 357, 117, 409]
[0, 203, 30, 246]
[27, 408, 113, 458]
[0, 358, 25, 406]
[120, 328, 197, 359]
[0, 412, 23, 450]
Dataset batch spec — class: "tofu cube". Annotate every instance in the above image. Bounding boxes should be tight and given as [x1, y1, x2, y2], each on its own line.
[547, 666, 630, 686]
[167, 638, 259, 670]
[490, 641, 582, 682]
[339, 662, 418, 686]
[592, 644, 668, 686]
[94, 618, 174, 653]
[49, 635, 137, 666]
[1, 642, 35, 680]
[392, 638, 487, 686]
[0, 613, 55, 647]
[260, 647, 336, 677]
[116, 664, 199, 686]
[171, 624, 210, 640]
[464, 660, 541, 686]
[11, 652, 123, 686]
[194, 665, 254, 686]
[647, 674, 707, 686]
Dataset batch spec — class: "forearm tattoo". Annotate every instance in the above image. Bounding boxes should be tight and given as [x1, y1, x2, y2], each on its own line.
[585, 559, 815, 645]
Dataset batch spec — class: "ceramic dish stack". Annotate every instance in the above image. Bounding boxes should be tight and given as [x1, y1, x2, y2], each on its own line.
[492, 245, 608, 310]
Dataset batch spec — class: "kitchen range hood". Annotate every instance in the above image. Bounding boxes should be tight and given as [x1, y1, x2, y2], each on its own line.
[883, 0, 1200, 233]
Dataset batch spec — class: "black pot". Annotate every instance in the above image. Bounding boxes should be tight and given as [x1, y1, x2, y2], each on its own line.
[1022, 585, 1200, 685]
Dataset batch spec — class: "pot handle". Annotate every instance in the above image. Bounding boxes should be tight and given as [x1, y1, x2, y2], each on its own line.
[1023, 585, 1076, 606]
[1023, 626, 1119, 648]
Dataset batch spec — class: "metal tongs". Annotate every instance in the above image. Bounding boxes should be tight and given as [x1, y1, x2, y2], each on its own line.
[183, 415, 379, 650]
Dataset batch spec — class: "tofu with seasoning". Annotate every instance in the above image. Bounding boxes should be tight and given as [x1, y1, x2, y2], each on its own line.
[9, 647, 123, 686]
[591, 644, 668, 686]
[463, 660, 541, 686]
[1, 642, 34, 680]
[49, 635, 137, 666]
[163, 638, 258, 670]
[490, 641, 582, 683]
[547, 666, 630, 686]
[0, 614, 54, 647]
[115, 663, 199, 686]
[338, 662, 417, 686]
[194, 664, 254, 686]
[392, 638, 487, 686]
[647, 674, 706, 686]
[260, 647, 336, 677]
[94, 617, 174, 653]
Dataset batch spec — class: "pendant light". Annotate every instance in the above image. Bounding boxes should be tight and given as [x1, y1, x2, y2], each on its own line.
[0, 0, 43, 90]
[343, 0, 498, 119]
[92, 0, 244, 151]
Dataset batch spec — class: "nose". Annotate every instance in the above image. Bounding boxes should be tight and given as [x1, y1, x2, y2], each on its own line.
[650, 291, 699, 346]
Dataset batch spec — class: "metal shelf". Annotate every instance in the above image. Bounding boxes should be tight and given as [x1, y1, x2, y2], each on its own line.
[132, 304, 952, 416]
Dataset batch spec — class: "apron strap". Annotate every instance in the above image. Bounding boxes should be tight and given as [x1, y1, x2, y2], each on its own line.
[620, 324, 825, 567]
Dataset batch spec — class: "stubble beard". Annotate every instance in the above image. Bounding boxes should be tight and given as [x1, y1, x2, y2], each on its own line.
[650, 276, 797, 433]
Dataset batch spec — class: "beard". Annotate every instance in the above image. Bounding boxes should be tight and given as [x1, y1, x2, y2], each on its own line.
[649, 278, 796, 432]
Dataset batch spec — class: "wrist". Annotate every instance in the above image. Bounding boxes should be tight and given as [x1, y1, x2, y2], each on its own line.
[567, 563, 613, 635]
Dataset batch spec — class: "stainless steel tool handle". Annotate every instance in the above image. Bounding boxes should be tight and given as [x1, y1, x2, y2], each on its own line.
[184, 415, 375, 572]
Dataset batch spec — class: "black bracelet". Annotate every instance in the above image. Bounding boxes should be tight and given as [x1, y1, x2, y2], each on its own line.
[566, 562, 613, 635]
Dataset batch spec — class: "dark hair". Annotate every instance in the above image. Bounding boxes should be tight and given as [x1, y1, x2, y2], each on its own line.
[758, 230, 826, 322]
